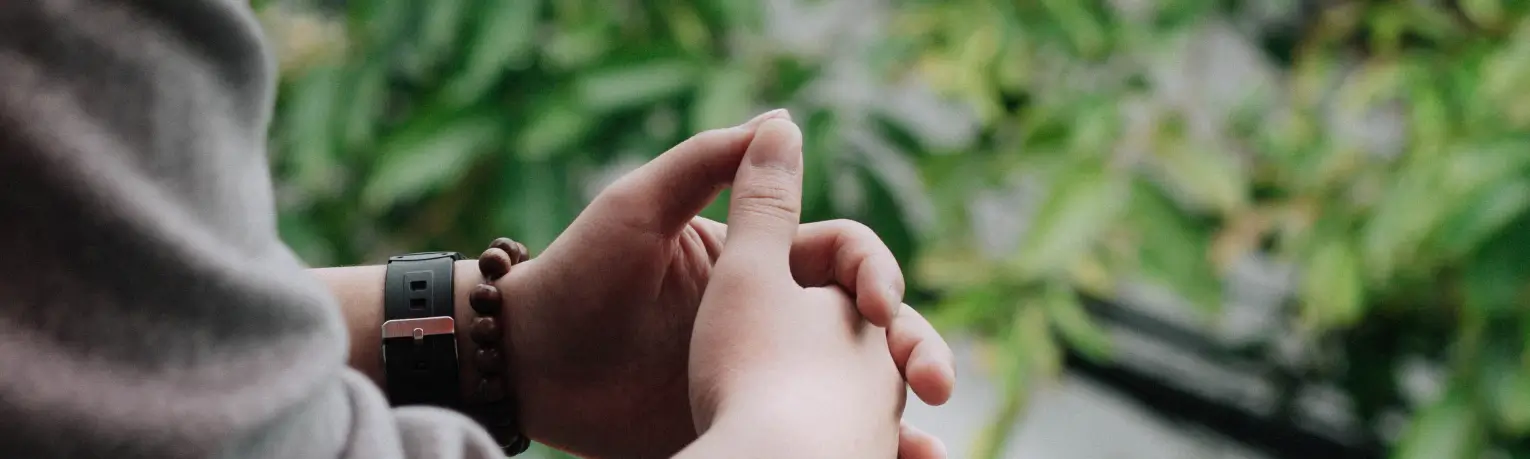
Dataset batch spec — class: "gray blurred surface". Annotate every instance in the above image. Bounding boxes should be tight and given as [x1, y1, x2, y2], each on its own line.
[901, 340, 1266, 459]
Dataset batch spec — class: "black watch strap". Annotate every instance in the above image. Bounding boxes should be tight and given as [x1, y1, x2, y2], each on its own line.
[382, 252, 463, 408]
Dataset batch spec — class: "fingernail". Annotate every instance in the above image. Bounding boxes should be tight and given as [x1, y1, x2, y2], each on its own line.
[738, 108, 788, 129]
[887, 280, 905, 316]
[934, 438, 949, 458]
[746, 118, 801, 169]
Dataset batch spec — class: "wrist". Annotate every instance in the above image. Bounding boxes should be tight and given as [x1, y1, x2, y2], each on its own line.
[457, 257, 566, 446]
[697, 366, 901, 454]
[686, 391, 872, 459]
[479, 258, 563, 444]
[450, 260, 489, 406]
[452, 259, 541, 417]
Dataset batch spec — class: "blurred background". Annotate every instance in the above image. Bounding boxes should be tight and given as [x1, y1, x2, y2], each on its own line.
[254, 0, 1530, 457]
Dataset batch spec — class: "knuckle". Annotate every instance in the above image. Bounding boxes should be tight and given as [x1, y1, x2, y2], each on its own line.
[731, 195, 800, 223]
[826, 219, 877, 242]
[732, 182, 800, 221]
[749, 158, 802, 177]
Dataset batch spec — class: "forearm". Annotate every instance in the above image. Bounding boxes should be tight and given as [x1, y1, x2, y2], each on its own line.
[309, 261, 491, 403]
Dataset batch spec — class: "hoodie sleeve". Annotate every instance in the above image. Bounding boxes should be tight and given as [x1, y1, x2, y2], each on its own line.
[0, 1, 505, 458]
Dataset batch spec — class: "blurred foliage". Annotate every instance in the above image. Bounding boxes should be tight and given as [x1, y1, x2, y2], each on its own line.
[261, 0, 1530, 457]
[889, 0, 1530, 457]
[260, 0, 924, 268]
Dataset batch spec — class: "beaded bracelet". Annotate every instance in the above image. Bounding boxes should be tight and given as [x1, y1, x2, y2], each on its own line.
[469, 237, 532, 455]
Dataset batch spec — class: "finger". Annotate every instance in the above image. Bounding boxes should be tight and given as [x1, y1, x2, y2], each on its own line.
[898, 423, 948, 459]
[593, 109, 790, 237]
[720, 118, 805, 270]
[688, 217, 727, 263]
[887, 304, 956, 405]
[788, 219, 905, 327]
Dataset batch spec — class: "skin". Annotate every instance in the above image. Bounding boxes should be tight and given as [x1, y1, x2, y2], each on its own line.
[685, 118, 914, 458]
[313, 111, 955, 458]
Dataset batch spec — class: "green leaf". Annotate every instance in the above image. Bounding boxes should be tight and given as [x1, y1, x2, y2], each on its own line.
[278, 65, 344, 196]
[664, 4, 713, 54]
[689, 67, 754, 132]
[1395, 390, 1484, 459]
[1438, 141, 1530, 192]
[543, 24, 611, 70]
[1360, 161, 1446, 281]
[976, 304, 1056, 459]
[1038, 0, 1106, 56]
[1409, 82, 1450, 154]
[575, 59, 699, 114]
[277, 214, 336, 267]
[337, 61, 387, 154]
[280, 67, 341, 149]
[1126, 179, 1220, 311]
[1433, 178, 1530, 259]
[516, 99, 592, 161]
[858, 167, 920, 267]
[1368, 141, 1530, 274]
[443, 0, 541, 104]
[698, 0, 763, 33]
[801, 110, 840, 219]
[496, 159, 572, 251]
[1461, 225, 1530, 316]
[348, 0, 412, 48]
[1011, 163, 1128, 279]
[1043, 284, 1112, 361]
[414, 0, 470, 68]
[361, 114, 501, 210]
[1459, 0, 1504, 29]
[1150, 143, 1249, 215]
[928, 280, 1010, 333]
[1300, 236, 1365, 331]
[1483, 337, 1530, 434]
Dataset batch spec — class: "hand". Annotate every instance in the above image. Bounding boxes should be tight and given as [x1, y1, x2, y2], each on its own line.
[494, 112, 954, 458]
[686, 119, 907, 457]
[686, 286, 904, 459]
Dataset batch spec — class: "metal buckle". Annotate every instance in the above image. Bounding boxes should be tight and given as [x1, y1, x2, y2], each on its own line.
[382, 316, 455, 344]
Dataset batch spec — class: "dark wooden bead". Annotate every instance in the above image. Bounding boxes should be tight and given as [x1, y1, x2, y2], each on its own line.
[475, 376, 506, 402]
[471, 401, 515, 427]
[475, 347, 505, 375]
[509, 241, 530, 264]
[471, 316, 501, 345]
[490, 237, 530, 264]
[469, 283, 502, 316]
[478, 248, 512, 280]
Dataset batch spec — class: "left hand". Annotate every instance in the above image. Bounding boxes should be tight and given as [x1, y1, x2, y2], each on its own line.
[494, 111, 954, 458]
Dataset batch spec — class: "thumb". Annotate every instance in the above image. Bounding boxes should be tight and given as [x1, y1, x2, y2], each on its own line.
[587, 109, 789, 237]
[721, 118, 805, 271]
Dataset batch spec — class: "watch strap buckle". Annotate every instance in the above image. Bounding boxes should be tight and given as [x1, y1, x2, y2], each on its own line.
[382, 316, 455, 343]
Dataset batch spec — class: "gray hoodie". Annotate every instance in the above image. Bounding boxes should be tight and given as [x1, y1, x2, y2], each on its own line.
[0, 1, 504, 458]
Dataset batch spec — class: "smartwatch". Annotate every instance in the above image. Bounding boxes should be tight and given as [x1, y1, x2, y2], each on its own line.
[381, 252, 462, 408]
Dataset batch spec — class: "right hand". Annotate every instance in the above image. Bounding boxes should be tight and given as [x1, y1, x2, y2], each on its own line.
[686, 118, 911, 457]
[495, 112, 951, 457]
